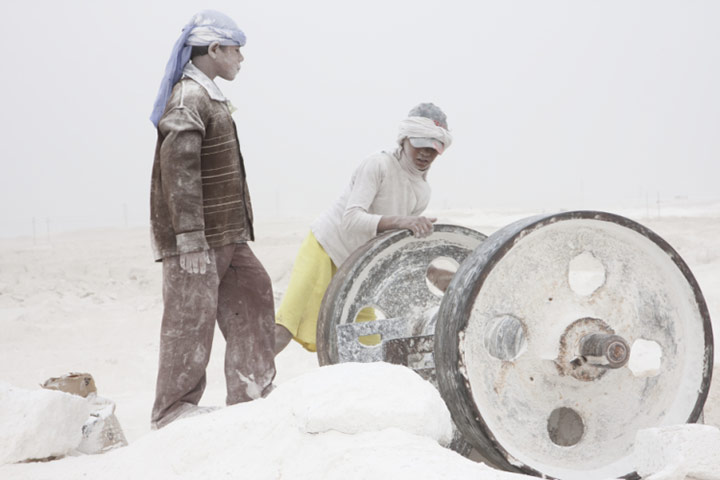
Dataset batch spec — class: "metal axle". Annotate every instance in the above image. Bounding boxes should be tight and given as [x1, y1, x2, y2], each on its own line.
[579, 333, 630, 368]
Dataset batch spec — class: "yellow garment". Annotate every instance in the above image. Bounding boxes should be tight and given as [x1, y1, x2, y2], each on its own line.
[276, 232, 376, 352]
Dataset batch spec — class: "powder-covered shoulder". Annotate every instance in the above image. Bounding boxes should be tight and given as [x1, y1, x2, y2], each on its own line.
[171, 79, 212, 109]
[159, 79, 214, 131]
[355, 151, 395, 176]
[158, 80, 209, 135]
[181, 78, 210, 96]
[348, 151, 397, 190]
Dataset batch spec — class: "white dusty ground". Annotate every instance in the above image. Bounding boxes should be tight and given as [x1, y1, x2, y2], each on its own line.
[0, 203, 719, 479]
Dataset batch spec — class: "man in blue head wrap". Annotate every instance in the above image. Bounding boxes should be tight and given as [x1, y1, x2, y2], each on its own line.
[149, 10, 276, 429]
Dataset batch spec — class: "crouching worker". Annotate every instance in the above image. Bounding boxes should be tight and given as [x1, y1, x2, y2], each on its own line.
[149, 10, 275, 429]
[274, 103, 453, 355]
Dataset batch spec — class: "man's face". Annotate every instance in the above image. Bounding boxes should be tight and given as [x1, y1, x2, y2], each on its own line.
[406, 142, 440, 171]
[213, 45, 244, 81]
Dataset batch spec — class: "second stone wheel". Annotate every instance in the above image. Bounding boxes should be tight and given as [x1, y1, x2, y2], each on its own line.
[316, 224, 487, 367]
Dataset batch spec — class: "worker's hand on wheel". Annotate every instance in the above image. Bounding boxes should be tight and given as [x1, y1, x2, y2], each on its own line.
[401, 216, 437, 238]
[179, 250, 211, 274]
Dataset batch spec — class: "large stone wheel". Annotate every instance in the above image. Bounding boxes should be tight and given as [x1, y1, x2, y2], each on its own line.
[434, 211, 714, 480]
[316, 224, 487, 367]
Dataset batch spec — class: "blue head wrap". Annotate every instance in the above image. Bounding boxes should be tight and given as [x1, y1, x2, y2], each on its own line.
[150, 10, 247, 127]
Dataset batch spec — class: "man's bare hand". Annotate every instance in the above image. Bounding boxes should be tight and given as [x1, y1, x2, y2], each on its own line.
[179, 251, 211, 274]
[377, 215, 437, 238]
[401, 216, 437, 238]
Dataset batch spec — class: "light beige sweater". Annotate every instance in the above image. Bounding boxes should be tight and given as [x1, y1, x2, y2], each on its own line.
[310, 149, 431, 267]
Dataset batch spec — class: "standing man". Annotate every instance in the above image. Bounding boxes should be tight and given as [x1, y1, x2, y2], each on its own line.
[149, 10, 275, 429]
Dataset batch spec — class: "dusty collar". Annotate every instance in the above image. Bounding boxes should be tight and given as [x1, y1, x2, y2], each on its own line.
[182, 62, 227, 102]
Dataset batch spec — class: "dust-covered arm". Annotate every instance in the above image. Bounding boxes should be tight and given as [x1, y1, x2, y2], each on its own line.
[341, 159, 384, 239]
[158, 106, 209, 255]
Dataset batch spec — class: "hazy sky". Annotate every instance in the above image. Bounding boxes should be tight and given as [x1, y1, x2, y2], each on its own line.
[2, 1, 719, 237]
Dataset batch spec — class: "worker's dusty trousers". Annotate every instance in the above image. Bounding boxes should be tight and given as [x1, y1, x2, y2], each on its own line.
[151, 243, 276, 429]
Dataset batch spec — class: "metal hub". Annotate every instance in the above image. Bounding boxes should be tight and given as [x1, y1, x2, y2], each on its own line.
[557, 317, 616, 381]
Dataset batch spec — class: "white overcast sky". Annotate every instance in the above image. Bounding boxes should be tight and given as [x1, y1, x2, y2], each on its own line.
[1, 1, 719, 237]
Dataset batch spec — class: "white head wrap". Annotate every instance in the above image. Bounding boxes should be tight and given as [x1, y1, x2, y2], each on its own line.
[397, 117, 453, 153]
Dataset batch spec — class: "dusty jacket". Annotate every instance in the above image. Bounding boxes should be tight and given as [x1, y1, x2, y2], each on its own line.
[150, 77, 254, 261]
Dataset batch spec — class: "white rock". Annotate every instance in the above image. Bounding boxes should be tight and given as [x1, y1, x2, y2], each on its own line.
[75, 394, 128, 455]
[634, 424, 720, 480]
[0, 382, 90, 465]
[268, 362, 454, 445]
